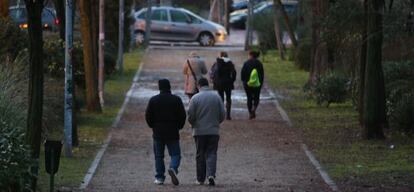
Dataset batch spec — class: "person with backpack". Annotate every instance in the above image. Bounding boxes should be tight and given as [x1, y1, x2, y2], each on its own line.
[145, 79, 187, 185]
[241, 50, 264, 120]
[209, 51, 237, 120]
[183, 51, 207, 99]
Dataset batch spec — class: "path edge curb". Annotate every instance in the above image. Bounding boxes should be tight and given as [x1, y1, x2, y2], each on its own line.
[79, 49, 148, 190]
[266, 86, 340, 192]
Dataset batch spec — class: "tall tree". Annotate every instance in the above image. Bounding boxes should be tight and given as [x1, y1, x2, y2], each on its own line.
[274, 0, 297, 47]
[98, 0, 105, 106]
[358, 0, 368, 126]
[160, 0, 172, 6]
[362, 0, 386, 139]
[144, 0, 152, 47]
[116, 0, 124, 73]
[308, 0, 329, 85]
[79, 0, 102, 112]
[273, 0, 285, 60]
[0, 0, 9, 17]
[24, 0, 44, 190]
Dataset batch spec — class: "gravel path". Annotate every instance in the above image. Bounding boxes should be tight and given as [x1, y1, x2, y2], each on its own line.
[86, 48, 331, 192]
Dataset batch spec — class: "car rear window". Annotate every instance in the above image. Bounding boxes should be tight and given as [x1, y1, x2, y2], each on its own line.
[137, 11, 146, 19]
[170, 10, 189, 23]
[9, 8, 27, 19]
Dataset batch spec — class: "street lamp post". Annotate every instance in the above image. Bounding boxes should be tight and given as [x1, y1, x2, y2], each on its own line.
[64, 0, 74, 157]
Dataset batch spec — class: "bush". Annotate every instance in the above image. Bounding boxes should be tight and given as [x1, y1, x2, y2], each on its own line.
[252, 13, 277, 51]
[0, 17, 28, 60]
[0, 53, 33, 191]
[44, 38, 118, 79]
[384, 61, 414, 132]
[294, 40, 312, 71]
[309, 72, 349, 107]
[43, 38, 84, 78]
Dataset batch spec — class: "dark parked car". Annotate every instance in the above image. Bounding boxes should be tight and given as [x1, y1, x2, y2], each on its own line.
[231, 0, 266, 11]
[230, 0, 298, 29]
[9, 6, 59, 31]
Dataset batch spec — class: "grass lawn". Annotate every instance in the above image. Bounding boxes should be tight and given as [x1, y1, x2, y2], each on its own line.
[37, 50, 143, 191]
[262, 50, 414, 191]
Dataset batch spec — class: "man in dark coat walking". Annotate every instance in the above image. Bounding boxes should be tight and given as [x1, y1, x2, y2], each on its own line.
[145, 79, 187, 186]
[241, 50, 264, 119]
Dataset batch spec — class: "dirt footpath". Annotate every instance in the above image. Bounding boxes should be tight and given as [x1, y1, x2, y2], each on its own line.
[86, 48, 331, 192]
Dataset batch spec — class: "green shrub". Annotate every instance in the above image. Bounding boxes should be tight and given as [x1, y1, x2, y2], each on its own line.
[0, 17, 28, 60]
[0, 52, 33, 191]
[252, 13, 277, 51]
[294, 40, 311, 71]
[311, 73, 349, 107]
[44, 38, 118, 79]
[43, 38, 84, 78]
[384, 61, 414, 132]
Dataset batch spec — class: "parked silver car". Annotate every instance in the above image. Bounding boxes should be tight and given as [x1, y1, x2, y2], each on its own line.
[133, 6, 227, 46]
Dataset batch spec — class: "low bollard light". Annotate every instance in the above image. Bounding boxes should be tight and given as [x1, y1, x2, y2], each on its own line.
[45, 140, 62, 192]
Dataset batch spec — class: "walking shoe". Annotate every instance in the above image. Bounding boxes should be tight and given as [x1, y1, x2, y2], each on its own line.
[154, 179, 164, 185]
[195, 180, 204, 185]
[168, 168, 179, 186]
[249, 111, 254, 120]
[208, 176, 215, 186]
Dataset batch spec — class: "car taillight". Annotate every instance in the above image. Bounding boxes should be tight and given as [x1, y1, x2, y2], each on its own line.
[19, 24, 28, 29]
[54, 19, 59, 25]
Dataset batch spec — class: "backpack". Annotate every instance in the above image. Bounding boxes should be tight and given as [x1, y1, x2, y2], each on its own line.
[209, 63, 218, 82]
[247, 68, 261, 87]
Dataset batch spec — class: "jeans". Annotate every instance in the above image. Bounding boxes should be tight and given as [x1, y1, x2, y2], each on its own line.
[153, 139, 181, 180]
[244, 86, 261, 112]
[194, 135, 220, 182]
[217, 88, 232, 104]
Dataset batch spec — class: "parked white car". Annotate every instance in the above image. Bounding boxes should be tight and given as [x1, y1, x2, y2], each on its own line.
[133, 6, 227, 46]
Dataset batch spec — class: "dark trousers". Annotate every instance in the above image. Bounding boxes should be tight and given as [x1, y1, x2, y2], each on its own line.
[217, 88, 232, 104]
[153, 139, 181, 180]
[194, 135, 219, 182]
[244, 86, 261, 112]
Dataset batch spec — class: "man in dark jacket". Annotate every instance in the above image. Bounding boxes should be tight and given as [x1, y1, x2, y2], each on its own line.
[145, 79, 186, 186]
[241, 50, 264, 119]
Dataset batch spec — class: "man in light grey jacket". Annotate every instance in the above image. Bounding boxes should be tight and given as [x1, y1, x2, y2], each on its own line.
[188, 78, 225, 186]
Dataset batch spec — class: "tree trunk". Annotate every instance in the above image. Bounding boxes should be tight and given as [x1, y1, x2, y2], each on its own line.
[358, 0, 368, 126]
[117, 0, 124, 73]
[52, 0, 65, 39]
[275, 0, 297, 47]
[273, 0, 285, 60]
[144, 0, 152, 47]
[160, 0, 172, 6]
[79, 0, 102, 112]
[24, 0, 44, 190]
[0, 0, 9, 17]
[98, 0, 105, 106]
[363, 0, 386, 139]
[308, 0, 329, 85]
[224, 0, 230, 34]
[244, 0, 253, 50]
